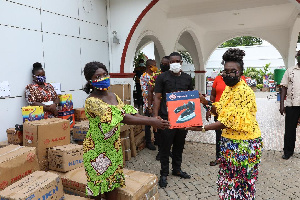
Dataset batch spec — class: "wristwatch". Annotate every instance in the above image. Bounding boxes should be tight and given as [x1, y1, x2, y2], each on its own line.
[201, 126, 206, 133]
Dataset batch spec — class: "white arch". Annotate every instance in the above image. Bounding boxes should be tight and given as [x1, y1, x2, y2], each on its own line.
[205, 33, 286, 67]
[173, 27, 204, 71]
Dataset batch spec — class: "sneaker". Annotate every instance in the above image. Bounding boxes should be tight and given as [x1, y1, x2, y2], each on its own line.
[172, 170, 191, 179]
[282, 154, 291, 160]
[146, 143, 156, 150]
[159, 176, 168, 188]
[156, 152, 160, 161]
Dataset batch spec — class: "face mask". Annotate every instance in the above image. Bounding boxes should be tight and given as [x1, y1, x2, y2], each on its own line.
[160, 64, 170, 72]
[35, 76, 46, 83]
[150, 66, 158, 72]
[170, 63, 181, 73]
[222, 76, 240, 87]
[91, 77, 110, 90]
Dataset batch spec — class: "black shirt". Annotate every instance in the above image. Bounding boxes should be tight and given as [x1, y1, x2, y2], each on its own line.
[154, 70, 194, 119]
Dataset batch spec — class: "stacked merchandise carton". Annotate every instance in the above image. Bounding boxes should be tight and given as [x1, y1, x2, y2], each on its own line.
[0, 145, 39, 190]
[58, 94, 75, 128]
[0, 171, 64, 199]
[74, 108, 87, 121]
[133, 125, 146, 152]
[53, 167, 159, 200]
[110, 84, 131, 105]
[48, 144, 83, 172]
[6, 127, 22, 145]
[120, 125, 132, 161]
[73, 120, 89, 142]
[23, 118, 70, 171]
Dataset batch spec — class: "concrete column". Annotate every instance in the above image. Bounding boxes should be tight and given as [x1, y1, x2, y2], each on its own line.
[194, 71, 206, 94]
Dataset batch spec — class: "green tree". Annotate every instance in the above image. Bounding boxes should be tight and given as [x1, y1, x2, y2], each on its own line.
[179, 51, 193, 64]
[219, 36, 263, 48]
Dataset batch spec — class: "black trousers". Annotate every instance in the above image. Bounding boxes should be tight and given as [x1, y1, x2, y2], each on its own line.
[283, 106, 300, 156]
[160, 128, 187, 176]
[214, 116, 222, 160]
[144, 109, 153, 145]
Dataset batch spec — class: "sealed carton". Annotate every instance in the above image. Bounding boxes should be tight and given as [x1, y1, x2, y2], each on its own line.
[22, 106, 44, 122]
[48, 144, 83, 172]
[0, 145, 39, 190]
[61, 167, 86, 194]
[58, 94, 73, 111]
[64, 194, 91, 200]
[166, 90, 202, 129]
[133, 125, 143, 136]
[0, 171, 63, 200]
[134, 131, 145, 147]
[23, 118, 71, 170]
[74, 108, 87, 121]
[60, 168, 158, 200]
[58, 110, 75, 128]
[0, 141, 8, 148]
[63, 187, 88, 198]
[110, 84, 131, 105]
[73, 121, 89, 141]
[110, 169, 159, 200]
[6, 128, 22, 145]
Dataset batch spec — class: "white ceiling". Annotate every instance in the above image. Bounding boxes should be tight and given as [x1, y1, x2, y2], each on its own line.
[159, 0, 298, 32]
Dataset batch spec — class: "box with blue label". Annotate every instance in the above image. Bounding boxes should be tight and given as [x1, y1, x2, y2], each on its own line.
[73, 121, 89, 141]
[22, 106, 44, 122]
[58, 94, 73, 111]
[166, 90, 202, 129]
[0, 171, 63, 200]
[48, 144, 83, 172]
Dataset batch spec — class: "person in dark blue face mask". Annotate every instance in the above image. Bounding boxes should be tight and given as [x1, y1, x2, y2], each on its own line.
[82, 61, 170, 199]
[25, 62, 59, 118]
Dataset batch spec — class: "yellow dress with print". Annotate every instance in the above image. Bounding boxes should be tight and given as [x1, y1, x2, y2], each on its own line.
[214, 80, 261, 140]
[83, 94, 137, 196]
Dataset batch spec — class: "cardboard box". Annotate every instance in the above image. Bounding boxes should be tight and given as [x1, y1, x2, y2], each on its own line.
[63, 188, 87, 198]
[61, 167, 86, 194]
[129, 127, 137, 157]
[58, 94, 73, 112]
[0, 141, 8, 148]
[120, 124, 131, 138]
[58, 110, 75, 128]
[64, 194, 91, 200]
[110, 84, 131, 105]
[74, 108, 87, 121]
[22, 106, 44, 122]
[60, 168, 158, 200]
[134, 131, 145, 147]
[23, 118, 71, 171]
[48, 144, 83, 172]
[0, 145, 39, 190]
[0, 171, 63, 200]
[166, 90, 202, 129]
[121, 138, 131, 161]
[110, 169, 158, 200]
[73, 121, 89, 141]
[133, 125, 143, 136]
[6, 128, 22, 145]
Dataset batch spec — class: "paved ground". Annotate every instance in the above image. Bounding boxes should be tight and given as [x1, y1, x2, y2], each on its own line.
[126, 142, 300, 200]
[127, 92, 300, 199]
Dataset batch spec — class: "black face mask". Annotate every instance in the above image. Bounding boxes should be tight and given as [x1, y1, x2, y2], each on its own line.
[223, 76, 240, 87]
[160, 64, 170, 72]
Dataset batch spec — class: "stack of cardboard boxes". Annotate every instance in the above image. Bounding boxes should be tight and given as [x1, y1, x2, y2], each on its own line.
[23, 118, 71, 171]
[72, 120, 89, 143]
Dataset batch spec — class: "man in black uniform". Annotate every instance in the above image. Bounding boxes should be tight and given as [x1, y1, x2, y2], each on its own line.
[153, 52, 194, 188]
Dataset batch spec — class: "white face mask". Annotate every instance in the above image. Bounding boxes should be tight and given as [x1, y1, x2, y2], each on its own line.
[170, 63, 181, 73]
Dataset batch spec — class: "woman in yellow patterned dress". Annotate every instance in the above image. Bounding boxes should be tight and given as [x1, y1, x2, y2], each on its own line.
[188, 49, 263, 200]
[82, 62, 169, 200]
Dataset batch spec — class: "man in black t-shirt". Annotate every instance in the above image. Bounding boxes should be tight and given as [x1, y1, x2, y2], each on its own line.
[153, 52, 194, 188]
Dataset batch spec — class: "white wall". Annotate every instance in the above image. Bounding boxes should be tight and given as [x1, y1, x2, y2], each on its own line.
[0, 0, 109, 142]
